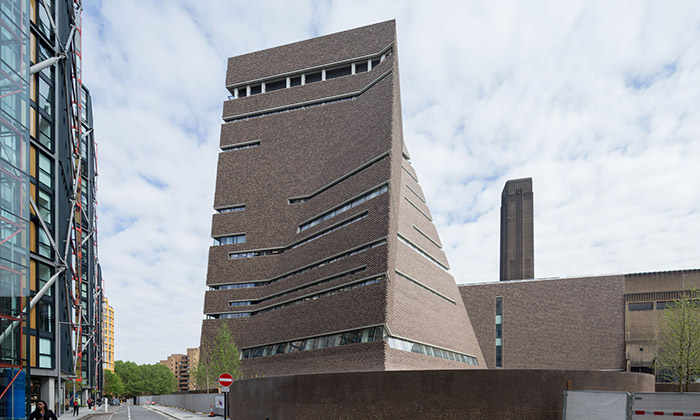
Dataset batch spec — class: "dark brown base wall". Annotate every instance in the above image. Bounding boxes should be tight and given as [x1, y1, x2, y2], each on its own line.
[656, 382, 700, 392]
[229, 369, 654, 420]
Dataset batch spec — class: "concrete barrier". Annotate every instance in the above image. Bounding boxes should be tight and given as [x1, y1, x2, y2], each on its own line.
[138, 393, 223, 416]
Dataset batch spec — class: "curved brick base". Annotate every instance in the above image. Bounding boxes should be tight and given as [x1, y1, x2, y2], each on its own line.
[230, 369, 654, 420]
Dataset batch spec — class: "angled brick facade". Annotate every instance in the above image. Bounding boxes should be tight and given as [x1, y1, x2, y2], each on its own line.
[201, 20, 484, 376]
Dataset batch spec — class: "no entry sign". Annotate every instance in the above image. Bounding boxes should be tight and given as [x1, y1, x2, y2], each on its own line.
[218, 373, 234, 388]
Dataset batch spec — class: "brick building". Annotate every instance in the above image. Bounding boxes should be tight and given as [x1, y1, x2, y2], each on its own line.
[200, 20, 484, 376]
[460, 269, 700, 377]
[159, 347, 199, 392]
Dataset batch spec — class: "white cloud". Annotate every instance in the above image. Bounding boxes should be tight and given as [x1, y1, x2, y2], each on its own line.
[83, 0, 700, 363]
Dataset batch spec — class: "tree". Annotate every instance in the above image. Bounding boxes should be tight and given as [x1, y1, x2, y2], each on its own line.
[192, 324, 242, 391]
[141, 364, 176, 395]
[656, 288, 700, 392]
[104, 370, 125, 397]
[114, 360, 176, 396]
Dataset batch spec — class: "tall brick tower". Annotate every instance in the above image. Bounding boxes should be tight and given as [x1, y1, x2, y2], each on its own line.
[499, 178, 535, 281]
[201, 20, 484, 376]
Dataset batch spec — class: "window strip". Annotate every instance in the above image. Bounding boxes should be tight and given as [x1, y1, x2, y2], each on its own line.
[404, 196, 432, 221]
[223, 68, 393, 122]
[412, 225, 442, 249]
[289, 151, 389, 204]
[226, 43, 394, 91]
[397, 234, 449, 271]
[395, 270, 455, 304]
[405, 184, 425, 203]
[210, 239, 387, 290]
[221, 140, 260, 151]
[239, 325, 385, 359]
[299, 185, 387, 232]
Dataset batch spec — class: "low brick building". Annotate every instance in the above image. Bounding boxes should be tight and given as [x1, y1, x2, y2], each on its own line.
[459, 268, 700, 377]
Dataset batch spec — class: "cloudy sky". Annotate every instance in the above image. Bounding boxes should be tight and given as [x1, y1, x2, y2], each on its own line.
[82, 1, 700, 364]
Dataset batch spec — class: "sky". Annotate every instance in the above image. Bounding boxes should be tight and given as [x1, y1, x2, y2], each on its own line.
[81, 0, 700, 364]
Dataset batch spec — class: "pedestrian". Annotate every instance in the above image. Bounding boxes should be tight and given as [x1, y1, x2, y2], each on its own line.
[72, 399, 79, 416]
[87, 398, 93, 410]
[29, 400, 58, 420]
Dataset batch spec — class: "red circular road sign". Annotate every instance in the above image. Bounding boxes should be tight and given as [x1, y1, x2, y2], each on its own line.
[218, 373, 234, 387]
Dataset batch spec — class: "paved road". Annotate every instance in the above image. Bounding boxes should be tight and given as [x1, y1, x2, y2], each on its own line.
[110, 405, 169, 420]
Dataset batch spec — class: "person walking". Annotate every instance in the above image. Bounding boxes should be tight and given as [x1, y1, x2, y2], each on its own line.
[28, 400, 58, 420]
[72, 399, 79, 416]
[87, 398, 93, 410]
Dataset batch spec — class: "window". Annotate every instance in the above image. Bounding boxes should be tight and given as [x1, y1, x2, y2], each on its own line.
[355, 61, 368, 73]
[249, 85, 261, 95]
[299, 184, 388, 232]
[236, 87, 247, 98]
[496, 297, 503, 368]
[37, 262, 52, 296]
[38, 301, 52, 332]
[218, 205, 246, 213]
[265, 79, 286, 92]
[326, 65, 352, 79]
[38, 77, 52, 114]
[37, 189, 51, 224]
[38, 338, 52, 368]
[386, 336, 478, 366]
[290, 76, 302, 87]
[305, 72, 321, 84]
[38, 228, 52, 258]
[222, 141, 260, 151]
[241, 326, 383, 359]
[37, 3, 52, 38]
[656, 301, 672, 310]
[628, 302, 653, 311]
[38, 153, 52, 187]
[38, 115, 52, 149]
[213, 234, 246, 246]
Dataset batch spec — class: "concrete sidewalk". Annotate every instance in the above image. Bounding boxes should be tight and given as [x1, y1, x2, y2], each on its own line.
[145, 404, 217, 420]
[57, 404, 117, 420]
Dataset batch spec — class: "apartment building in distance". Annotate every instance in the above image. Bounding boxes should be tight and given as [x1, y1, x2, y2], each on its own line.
[0, 0, 103, 417]
[159, 348, 199, 391]
[103, 298, 115, 371]
[201, 20, 484, 377]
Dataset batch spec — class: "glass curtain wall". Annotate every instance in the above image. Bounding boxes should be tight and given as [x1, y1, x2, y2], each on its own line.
[0, 0, 31, 419]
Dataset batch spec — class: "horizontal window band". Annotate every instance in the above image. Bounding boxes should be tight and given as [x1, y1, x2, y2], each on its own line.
[387, 335, 478, 366]
[224, 266, 367, 306]
[221, 140, 260, 151]
[254, 274, 385, 316]
[215, 204, 246, 213]
[398, 234, 450, 271]
[395, 269, 455, 304]
[223, 68, 393, 122]
[226, 42, 394, 91]
[209, 238, 388, 290]
[299, 184, 388, 232]
[240, 326, 386, 359]
[213, 234, 246, 246]
[412, 224, 442, 249]
[212, 274, 384, 319]
[227, 211, 369, 259]
[289, 151, 390, 204]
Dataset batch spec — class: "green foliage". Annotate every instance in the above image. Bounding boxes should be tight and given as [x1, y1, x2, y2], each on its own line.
[114, 360, 176, 396]
[192, 324, 242, 391]
[656, 288, 700, 392]
[104, 370, 125, 397]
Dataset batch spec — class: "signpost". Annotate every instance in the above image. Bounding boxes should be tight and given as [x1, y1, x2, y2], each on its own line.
[218, 374, 234, 420]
